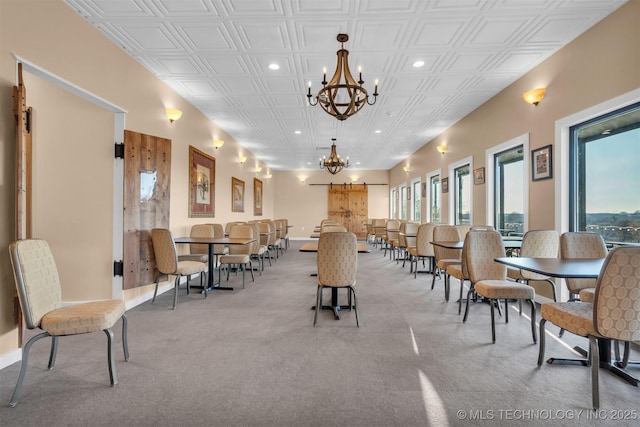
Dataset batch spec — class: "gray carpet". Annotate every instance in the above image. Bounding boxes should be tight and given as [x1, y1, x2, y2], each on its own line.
[0, 240, 638, 427]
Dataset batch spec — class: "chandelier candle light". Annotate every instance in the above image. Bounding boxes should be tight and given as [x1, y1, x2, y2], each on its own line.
[307, 34, 378, 121]
[320, 138, 349, 175]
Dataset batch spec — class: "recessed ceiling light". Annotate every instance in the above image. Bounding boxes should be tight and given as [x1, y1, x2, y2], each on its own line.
[356, 162, 361, 165]
[268, 63, 280, 70]
[413, 60, 425, 68]
[294, 130, 301, 134]
[306, 162, 311, 165]
[375, 130, 382, 134]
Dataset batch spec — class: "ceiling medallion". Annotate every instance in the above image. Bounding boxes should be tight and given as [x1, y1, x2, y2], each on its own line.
[307, 34, 378, 121]
[320, 139, 349, 175]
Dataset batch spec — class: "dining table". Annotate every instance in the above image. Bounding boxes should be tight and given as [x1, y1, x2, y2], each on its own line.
[494, 256, 638, 387]
[174, 236, 256, 291]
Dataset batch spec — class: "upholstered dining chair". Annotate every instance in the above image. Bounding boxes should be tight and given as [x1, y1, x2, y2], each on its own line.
[463, 230, 537, 344]
[178, 224, 214, 263]
[538, 246, 640, 409]
[373, 218, 388, 247]
[249, 223, 267, 275]
[431, 225, 462, 293]
[383, 219, 401, 258]
[151, 228, 207, 309]
[218, 224, 255, 288]
[507, 230, 559, 304]
[558, 232, 608, 337]
[408, 223, 436, 278]
[8, 239, 129, 407]
[400, 221, 419, 267]
[314, 231, 359, 327]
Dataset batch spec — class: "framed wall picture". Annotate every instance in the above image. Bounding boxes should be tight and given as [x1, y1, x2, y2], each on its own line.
[231, 177, 245, 212]
[189, 145, 215, 217]
[532, 144, 553, 181]
[473, 167, 485, 185]
[407, 187, 411, 200]
[253, 178, 263, 216]
[442, 177, 449, 193]
[421, 181, 427, 198]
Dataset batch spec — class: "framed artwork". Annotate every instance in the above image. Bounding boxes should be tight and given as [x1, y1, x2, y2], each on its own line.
[253, 178, 263, 216]
[407, 187, 411, 200]
[442, 177, 449, 193]
[421, 181, 427, 198]
[532, 144, 553, 181]
[231, 177, 245, 212]
[473, 167, 485, 185]
[189, 145, 215, 217]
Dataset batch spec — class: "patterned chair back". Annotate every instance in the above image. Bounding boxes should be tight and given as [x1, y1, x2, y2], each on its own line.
[465, 230, 507, 283]
[519, 230, 559, 280]
[433, 225, 461, 261]
[152, 228, 179, 276]
[317, 232, 358, 288]
[415, 223, 436, 257]
[211, 223, 226, 254]
[404, 222, 419, 248]
[228, 224, 253, 255]
[9, 239, 62, 329]
[593, 246, 640, 342]
[188, 224, 215, 255]
[560, 232, 608, 294]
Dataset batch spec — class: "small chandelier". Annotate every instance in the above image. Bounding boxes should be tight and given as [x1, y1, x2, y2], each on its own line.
[307, 34, 378, 121]
[320, 139, 349, 175]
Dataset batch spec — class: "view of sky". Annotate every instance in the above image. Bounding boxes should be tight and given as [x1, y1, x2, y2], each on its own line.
[585, 128, 640, 213]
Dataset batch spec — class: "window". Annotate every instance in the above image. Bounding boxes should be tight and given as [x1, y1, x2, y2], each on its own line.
[454, 164, 471, 225]
[569, 102, 640, 245]
[390, 188, 397, 219]
[400, 185, 407, 219]
[494, 146, 524, 236]
[428, 173, 441, 223]
[412, 179, 421, 222]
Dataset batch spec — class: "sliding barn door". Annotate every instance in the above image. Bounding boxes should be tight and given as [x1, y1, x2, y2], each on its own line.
[328, 184, 368, 239]
[123, 130, 171, 289]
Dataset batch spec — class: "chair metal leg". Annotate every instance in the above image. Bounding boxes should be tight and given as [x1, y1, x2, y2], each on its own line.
[201, 271, 207, 298]
[463, 286, 475, 322]
[172, 275, 180, 309]
[490, 298, 496, 343]
[589, 335, 600, 409]
[9, 331, 51, 407]
[537, 319, 547, 366]
[152, 276, 161, 303]
[529, 299, 537, 344]
[313, 286, 322, 326]
[104, 328, 118, 386]
[48, 335, 59, 369]
[121, 314, 130, 361]
[351, 287, 359, 327]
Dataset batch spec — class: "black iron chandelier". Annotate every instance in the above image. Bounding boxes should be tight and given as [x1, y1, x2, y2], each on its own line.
[320, 139, 349, 175]
[307, 34, 378, 121]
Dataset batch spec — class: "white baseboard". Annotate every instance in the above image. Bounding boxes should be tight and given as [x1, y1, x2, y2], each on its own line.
[0, 348, 22, 371]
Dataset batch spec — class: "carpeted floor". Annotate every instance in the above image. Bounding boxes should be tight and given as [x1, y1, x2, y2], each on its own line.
[0, 240, 638, 427]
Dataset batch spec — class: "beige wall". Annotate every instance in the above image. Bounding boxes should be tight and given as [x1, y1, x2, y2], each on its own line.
[389, 1, 640, 230]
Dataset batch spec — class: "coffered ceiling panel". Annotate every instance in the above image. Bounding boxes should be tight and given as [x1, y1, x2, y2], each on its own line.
[64, 0, 627, 170]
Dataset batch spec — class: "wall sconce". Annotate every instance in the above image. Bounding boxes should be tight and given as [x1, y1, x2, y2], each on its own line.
[351, 176, 358, 183]
[299, 177, 306, 183]
[238, 156, 247, 165]
[437, 145, 448, 155]
[213, 139, 224, 149]
[255, 166, 262, 173]
[523, 87, 546, 106]
[265, 173, 273, 181]
[165, 108, 182, 123]
[403, 166, 411, 173]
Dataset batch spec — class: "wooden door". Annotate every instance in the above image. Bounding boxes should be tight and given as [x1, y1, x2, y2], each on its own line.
[13, 63, 32, 345]
[328, 184, 368, 239]
[123, 130, 171, 289]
